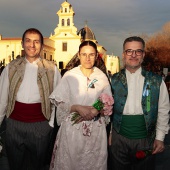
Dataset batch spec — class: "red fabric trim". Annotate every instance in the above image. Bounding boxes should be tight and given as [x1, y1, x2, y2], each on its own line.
[10, 101, 46, 122]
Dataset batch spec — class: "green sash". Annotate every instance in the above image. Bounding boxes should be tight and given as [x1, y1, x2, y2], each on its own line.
[119, 115, 147, 139]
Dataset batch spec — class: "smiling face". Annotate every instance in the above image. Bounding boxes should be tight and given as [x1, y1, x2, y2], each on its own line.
[123, 41, 145, 73]
[22, 32, 43, 62]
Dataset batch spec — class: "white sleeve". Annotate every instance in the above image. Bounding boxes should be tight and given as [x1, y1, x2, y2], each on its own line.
[56, 102, 71, 126]
[0, 65, 9, 125]
[50, 73, 72, 125]
[156, 80, 170, 141]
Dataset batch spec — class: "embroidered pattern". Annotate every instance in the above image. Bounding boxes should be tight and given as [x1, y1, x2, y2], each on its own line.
[143, 81, 151, 112]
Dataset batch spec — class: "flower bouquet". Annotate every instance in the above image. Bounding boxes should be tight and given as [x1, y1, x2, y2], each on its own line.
[71, 93, 114, 125]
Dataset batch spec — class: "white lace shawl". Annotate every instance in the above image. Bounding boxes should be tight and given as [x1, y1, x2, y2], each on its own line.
[49, 66, 112, 126]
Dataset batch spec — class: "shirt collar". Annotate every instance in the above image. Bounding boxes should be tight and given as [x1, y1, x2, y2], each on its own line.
[25, 57, 40, 64]
[126, 67, 142, 76]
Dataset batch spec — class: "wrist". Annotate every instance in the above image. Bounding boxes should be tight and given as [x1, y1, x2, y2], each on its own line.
[71, 104, 80, 113]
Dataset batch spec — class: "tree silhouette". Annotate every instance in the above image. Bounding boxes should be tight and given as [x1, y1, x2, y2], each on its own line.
[142, 22, 170, 74]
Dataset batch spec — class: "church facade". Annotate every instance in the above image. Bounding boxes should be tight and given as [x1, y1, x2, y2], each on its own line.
[0, 0, 119, 74]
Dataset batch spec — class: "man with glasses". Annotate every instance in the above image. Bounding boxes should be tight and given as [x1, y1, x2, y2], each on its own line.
[109, 36, 169, 170]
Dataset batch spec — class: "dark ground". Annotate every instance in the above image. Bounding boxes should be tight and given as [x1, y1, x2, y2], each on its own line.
[155, 131, 170, 170]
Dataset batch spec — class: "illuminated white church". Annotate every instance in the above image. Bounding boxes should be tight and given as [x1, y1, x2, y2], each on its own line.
[0, 0, 119, 74]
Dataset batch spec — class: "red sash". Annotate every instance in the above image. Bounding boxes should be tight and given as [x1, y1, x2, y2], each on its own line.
[10, 101, 46, 122]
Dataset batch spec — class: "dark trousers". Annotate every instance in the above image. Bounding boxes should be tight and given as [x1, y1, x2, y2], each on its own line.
[5, 118, 52, 170]
[109, 129, 155, 170]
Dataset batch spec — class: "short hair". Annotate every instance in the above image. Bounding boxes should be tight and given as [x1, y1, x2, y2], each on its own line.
[22, 28, 44, 45]
[79, 40, 98, 54]
[123, 36, 145, 50]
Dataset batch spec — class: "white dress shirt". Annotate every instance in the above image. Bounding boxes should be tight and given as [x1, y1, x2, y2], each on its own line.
[0, 58, 61, 127]
[123, 67, 170, 141]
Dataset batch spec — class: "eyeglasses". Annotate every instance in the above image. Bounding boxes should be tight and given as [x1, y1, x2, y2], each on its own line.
[124, 49, 144, 56]
[79, 53, 96, 59]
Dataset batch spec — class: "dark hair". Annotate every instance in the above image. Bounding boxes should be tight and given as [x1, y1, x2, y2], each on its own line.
[123, 36, 145, 50]
[22, 28, 44, 45]
[78, 40, 98, 54]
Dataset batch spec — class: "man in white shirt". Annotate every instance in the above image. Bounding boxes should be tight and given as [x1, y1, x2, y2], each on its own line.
[109, 36, 170, 170]
[0, 28, 61, 170]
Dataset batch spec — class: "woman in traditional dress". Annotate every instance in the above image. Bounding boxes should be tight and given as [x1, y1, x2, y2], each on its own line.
[49, 40, 113, 170]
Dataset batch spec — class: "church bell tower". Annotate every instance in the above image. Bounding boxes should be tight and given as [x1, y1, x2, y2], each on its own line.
[50, 0, 80, 69]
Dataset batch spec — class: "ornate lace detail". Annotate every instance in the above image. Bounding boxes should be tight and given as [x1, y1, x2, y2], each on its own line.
[104, 115, 110, 125]
[65, 115, 108, 137]
[50, 119, 108, 170]
[50, 102, 70, 126]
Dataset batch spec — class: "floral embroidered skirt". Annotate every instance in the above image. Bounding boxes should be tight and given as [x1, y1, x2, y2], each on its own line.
[50, 117, 107, 170]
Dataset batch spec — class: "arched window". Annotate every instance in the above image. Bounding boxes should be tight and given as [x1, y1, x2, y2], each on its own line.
[67, 19, 70, 26]
[44, 53, 46, 59]
[62, 19, 64, 26]
[62, 42, 67, 51]
[50, 55, 52, 61]
[65, 8, 67, 13]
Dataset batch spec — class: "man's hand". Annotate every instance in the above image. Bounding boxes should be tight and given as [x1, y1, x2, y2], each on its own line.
[152, 139, 165, 154]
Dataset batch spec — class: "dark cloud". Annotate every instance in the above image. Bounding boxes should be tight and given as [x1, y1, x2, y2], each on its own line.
[0, 0, 170, 57]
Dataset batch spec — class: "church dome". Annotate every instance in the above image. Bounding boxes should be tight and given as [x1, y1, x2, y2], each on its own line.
[77, 25, 96, 41]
